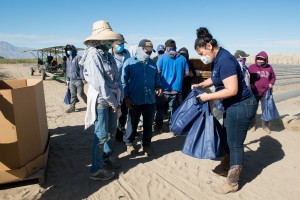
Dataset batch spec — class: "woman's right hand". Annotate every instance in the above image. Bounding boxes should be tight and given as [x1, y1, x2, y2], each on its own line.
[191, 83, 204, 90]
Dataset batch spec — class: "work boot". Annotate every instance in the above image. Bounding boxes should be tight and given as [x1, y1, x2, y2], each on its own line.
[65, 107, 75, 113]
[262, 121, 271, 134]
[212, 165, 242, 194]
[142, 145, 152, 157]
[212, 153, 230, 177]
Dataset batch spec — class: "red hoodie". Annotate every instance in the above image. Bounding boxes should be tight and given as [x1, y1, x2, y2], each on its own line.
[248, 51, 276, 96]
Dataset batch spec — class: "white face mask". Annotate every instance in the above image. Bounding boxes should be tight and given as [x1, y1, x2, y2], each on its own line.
[200, 55, 212, 65]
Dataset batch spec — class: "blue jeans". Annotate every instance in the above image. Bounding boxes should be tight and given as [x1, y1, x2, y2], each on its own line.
[155, 93, 181, 129]
[224, 96, 257, 166]
[90, 106, 117, 174]
[123, 104, 155, 147]
[69, 80, 87, 109]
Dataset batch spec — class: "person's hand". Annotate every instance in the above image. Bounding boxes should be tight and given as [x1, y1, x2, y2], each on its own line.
[191, 83, 199, 90]
[156, 88, 163, 96]
[196, 92, 210, 102]
[191, 82, 205, 90]
[113, 106, 122, 117]
[66, 80, 70, 86]
[269, 84, 273, 88]
[124, 97, 133, 109]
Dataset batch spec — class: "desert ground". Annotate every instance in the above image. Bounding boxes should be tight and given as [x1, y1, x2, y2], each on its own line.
[0, 63, 300, 200]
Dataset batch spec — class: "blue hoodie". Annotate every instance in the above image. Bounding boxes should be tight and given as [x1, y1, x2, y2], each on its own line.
[65, 45, 84, 82]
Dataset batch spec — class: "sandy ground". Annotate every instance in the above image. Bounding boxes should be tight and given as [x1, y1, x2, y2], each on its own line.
[0, 64, 300, 200]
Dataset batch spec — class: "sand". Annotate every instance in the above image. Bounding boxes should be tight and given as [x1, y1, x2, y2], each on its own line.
[0, 63, 300, 200]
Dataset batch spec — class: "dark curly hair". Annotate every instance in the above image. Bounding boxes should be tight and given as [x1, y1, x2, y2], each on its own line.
[194, 27, 218, 49]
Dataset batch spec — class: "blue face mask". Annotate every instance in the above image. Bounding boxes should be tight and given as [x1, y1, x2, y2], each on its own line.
[67, 50, 72, 56]
[115, 44, 124, 53]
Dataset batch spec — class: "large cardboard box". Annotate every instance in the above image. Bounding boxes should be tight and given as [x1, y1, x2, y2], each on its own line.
[0, 79, 48, 174]
[0, 140, 49, 184]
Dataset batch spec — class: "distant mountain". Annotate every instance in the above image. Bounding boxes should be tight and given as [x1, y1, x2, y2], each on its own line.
[0, 41, 34, 59]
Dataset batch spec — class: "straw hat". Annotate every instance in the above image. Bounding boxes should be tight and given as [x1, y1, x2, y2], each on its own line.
[84, 20, 122, 45]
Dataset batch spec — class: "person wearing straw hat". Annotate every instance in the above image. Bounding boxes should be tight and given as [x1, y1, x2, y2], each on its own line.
[79, 20, 123, 181]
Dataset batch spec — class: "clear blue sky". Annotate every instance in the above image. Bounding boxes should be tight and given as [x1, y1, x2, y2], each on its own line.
[1, 0, 300, 58]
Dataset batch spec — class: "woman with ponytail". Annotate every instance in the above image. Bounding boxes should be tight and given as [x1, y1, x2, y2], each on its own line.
[192, 27, 257, 194]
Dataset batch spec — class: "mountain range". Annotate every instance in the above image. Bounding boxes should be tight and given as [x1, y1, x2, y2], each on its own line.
[0, 41, 34, 59]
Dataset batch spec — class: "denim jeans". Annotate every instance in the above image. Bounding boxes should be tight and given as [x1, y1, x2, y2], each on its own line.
[155, 93, 181, 129]
[250, 95, 266, 127]
[90, 106, 117, 174]
[123, 103, 155, 147]
[69, 80, 87, 109]
[223, 96, 257, 166]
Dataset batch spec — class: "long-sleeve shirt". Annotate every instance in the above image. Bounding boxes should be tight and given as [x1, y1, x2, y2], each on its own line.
[81, 47, 123, 109]
[122, 57, 161, 105]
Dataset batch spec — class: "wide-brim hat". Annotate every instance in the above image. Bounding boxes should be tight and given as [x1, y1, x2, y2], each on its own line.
[84, 20, 122, 45]
[233, 50, 249, 59]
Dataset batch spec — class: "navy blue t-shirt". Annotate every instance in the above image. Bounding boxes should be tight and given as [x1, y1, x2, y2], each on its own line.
[211, 48, 253, 109]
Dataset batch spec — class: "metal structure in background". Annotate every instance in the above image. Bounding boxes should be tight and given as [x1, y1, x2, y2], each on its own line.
[24, 46, 84, 81]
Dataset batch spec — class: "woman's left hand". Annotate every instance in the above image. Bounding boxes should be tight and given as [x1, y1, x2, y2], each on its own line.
[196, 92, 210, 102]
[269, 84, 273, 88]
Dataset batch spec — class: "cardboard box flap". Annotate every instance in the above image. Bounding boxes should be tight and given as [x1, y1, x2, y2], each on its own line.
[0, 80, 27, 90]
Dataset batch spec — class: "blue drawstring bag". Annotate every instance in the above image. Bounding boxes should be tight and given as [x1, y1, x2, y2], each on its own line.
[182, 102, 226, 159]
[170, 87, 204, 135]
[261, 88, 280, 121]
[64, 88, 71, 105]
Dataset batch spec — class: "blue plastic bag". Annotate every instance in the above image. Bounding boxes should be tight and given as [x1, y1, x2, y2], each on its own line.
[64, 88, 71, 105]
[261, 88, 280, 121]
[170, 87, 204, 135]
[182, 102, 226, 159]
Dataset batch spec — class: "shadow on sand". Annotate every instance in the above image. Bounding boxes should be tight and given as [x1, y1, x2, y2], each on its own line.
[240, 135, 285, 189]
[34, 125, 185, 199]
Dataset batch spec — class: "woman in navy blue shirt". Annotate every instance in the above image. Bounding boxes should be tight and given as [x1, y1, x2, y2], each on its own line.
[192, 27, 257, 194]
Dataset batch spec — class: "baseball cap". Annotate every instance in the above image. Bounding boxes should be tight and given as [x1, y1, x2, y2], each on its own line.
[138, 39, 155, 52]
[233, 50, 249, 59]
[157, 44, 165, 52]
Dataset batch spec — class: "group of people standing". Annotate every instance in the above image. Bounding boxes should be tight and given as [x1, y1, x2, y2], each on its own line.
[63, 20, 277, 194]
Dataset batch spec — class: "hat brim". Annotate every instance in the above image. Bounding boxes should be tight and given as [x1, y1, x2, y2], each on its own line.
[239, 54, 249, 58]
[84, 30, 122, 45]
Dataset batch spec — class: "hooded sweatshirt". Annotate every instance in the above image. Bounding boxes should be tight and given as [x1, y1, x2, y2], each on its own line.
[65, 45, 84, 82]
[248, 51, 276, 96]
[157, 50, 189, 93]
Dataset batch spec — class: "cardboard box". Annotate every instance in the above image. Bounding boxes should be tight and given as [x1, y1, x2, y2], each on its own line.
[0, 140, 49, 184]
[0, 79, 48, 171]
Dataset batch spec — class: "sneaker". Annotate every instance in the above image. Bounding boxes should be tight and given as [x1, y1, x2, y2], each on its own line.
[142, 146, 152, 157]
[102, 156, 121, 169]
[65, 107, 75, 113]
[89, 168, 115, 181]
[126, 145, 136, 155]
